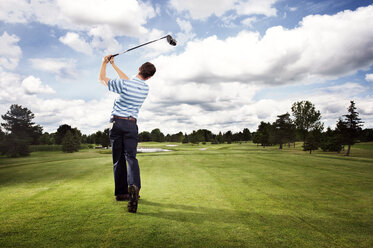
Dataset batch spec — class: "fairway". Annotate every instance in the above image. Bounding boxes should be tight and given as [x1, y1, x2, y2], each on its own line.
[0, 143, 372, 248]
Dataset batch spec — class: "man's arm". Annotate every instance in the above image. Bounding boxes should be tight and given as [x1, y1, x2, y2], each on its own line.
[99, 55, 111, 86]
[110, 57, 130, 80]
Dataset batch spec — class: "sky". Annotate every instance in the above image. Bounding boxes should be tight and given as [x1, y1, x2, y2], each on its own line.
[0, 0, 373, 135]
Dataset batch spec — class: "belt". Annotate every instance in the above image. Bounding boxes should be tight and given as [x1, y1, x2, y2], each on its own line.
[112, 115, 137, 122]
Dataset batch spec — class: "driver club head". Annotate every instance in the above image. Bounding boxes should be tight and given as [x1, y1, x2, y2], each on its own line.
[166, 35, 177, 46]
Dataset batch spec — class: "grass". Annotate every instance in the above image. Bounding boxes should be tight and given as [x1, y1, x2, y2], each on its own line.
[0, 142, 372, 247]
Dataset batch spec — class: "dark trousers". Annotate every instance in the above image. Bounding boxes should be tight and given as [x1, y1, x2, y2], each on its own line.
[109, 118, 141, 195]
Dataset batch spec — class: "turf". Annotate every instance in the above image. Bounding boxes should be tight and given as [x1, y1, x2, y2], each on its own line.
[0, 142, 372, 247]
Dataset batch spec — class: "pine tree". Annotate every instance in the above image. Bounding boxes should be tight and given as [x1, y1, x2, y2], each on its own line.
[341, 101, 364, 156]
[1, 105, 42, 157]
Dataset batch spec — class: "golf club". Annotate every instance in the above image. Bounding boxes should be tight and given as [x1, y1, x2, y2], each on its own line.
[109, 35, 177, 60]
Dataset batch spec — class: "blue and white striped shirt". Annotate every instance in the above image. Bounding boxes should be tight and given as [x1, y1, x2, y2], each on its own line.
[108, 77, 149, 119]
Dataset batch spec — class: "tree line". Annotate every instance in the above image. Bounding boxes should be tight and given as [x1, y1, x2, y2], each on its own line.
[138, 128, 252, 144]
[0, 101, 371, 157]
[252, 100, 367, 156]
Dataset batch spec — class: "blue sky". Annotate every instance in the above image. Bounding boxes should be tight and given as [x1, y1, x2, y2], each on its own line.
[0, 0, 373, 134]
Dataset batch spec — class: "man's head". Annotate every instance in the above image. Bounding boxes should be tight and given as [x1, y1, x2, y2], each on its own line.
[139, 62, 156, 80]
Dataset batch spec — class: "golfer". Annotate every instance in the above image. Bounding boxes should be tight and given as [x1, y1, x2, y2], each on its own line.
[99, 55, 156, 213]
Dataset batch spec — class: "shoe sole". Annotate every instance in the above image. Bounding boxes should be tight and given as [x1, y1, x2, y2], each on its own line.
[128, 185, 138, 213]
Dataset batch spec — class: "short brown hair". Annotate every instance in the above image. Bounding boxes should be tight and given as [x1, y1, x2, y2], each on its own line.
[139, 62, 156, 79]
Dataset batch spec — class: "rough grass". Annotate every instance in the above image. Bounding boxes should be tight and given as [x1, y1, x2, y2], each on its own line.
[0, 142, 372, 247]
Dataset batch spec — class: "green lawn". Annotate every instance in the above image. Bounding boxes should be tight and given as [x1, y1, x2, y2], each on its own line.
[0, 142, 372, 247]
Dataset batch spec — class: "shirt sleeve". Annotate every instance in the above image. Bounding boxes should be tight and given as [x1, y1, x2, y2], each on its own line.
[108, 78, 127, 94]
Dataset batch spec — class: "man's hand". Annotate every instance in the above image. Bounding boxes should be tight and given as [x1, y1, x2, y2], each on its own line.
[102, 55, 112, 64]
[109, 56, 115, 64]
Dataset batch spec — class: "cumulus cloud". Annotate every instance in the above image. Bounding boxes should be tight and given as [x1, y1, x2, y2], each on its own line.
[366, 73, 373, 82]
[0, 70, 114, 134]
[59, 32, 93, 55]
[57, 0, 156, 37]
[0, 0, 159, 56]
[0, 32, 22, 70]
[21, 76, 55, 95]
[169, 0, 278, 20]
[139, 5, 373, 133]
[154, 5, 373, 86]
[0, 0, 157, 37]
[139, 78, 373, 134]
[29, 58, 78, 79]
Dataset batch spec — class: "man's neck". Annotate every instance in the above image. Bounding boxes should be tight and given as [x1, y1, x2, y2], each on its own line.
[136, 74, 145, 80]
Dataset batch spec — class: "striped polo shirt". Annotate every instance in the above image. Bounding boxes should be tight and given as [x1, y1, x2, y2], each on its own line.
[108, 76, 149, 119]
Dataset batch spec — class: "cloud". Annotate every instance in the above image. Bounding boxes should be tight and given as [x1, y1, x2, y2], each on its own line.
[0, 0, 158, 57]
[241, 17, 257, 27]
[0, 32, 22, 70]
[56, 0, 156, 37]
[0, 70, 115, 134]
[235, 0, 277, 17]
[366, 73, 373, 82]
[176, 18, 196, 45]
[59, 32, 93, 55]
[153, 5, 373, 86]
[21, 76, 55, 95]
[140, 6, 373, 134]
[139, 78, 373, 134]
[0, 0, 31, 23]
[0, 0, 157, 37]
[169, 0, 278, 20]
[169, 0, 235, 20]
[29, 58, 78, 79]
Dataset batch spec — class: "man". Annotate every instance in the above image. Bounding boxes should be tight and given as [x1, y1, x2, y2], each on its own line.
[99, 55, 156, 213]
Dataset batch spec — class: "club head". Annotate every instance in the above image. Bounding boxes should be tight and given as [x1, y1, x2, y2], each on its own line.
[166, 35, 177, 46]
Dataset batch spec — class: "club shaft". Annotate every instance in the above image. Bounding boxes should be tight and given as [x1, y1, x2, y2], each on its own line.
[112, 36, 168, 57]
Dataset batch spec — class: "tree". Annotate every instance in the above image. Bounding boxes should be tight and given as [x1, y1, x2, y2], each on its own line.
[255, 122, 272, 147]
[101, 128, 110, 147]
[139, 131, 151, 142]
[252, 132, 260, 147]
[55, 124, 72, 145]
[291, 101, 323, 144]
[62, 130, 76, 153]
[273, 113, 296, 149]
[216, 132, 224, 144]
[339, 101, 364, 156]
[169, 132, 184, 143]
[1, 104, 42, 157]
[224, 131, 233, 144]
[242, 128, 252, 141]
[303, 131, 320, 154]
[72, 127, 82, 150]
[359, 128, 373, 142]
[189, 130, 204, 144]
[150, 128, 165, 142]
[39, 132, 54, 145]
[86, 133, 96, 144]
[95, 131, 103, 145]
[55, 124, 81, 151]
[320, 127, 343, 153]
[182, 133, 189, 143]
[0, 128, 6, 155]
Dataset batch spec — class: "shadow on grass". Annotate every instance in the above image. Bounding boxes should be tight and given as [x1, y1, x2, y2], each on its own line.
[138, 199, 252, 225]
[136, 200, 369, 247]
